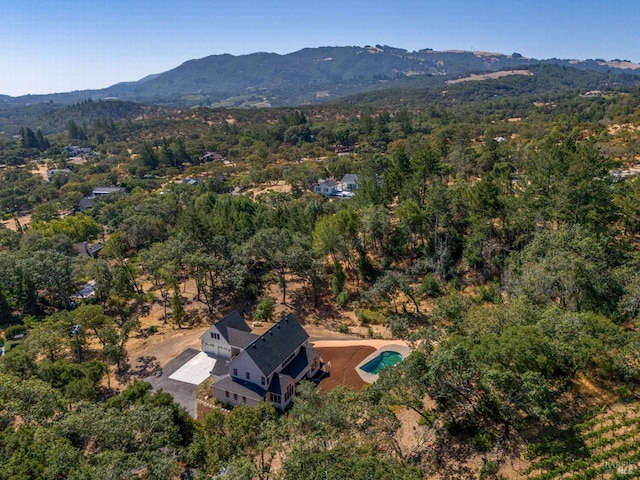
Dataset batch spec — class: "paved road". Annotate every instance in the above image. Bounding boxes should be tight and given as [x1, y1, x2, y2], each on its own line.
[145, 348, 200, 417]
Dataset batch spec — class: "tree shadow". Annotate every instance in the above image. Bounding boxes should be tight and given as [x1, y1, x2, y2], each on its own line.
[116, 355, 162, 383]
[287, 285, 343, 325]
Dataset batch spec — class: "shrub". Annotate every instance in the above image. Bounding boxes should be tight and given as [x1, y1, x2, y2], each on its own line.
[4, 324, 27, 340]
[332, 261, 345, 295]
[478, 283, 500, 304]
[470, 431, 494, 453]
[433, 291, 471, 324]
[338, 323, 350, 334]
[335, 290, 350, 307]
[241, 282, 259, 301]
[254, 297, 275, 322]
[389, 314, 409, 338]
[421, 273, 442, 297]
[480, 460, 502, 479]
[356, 308, 385, 325]
[615, 385, 633, 399]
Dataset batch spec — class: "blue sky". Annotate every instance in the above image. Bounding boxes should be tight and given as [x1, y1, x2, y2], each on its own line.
[1, 0, 638, 96]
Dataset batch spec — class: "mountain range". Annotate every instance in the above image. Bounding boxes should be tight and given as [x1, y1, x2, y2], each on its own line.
[2, 45, 640, 108]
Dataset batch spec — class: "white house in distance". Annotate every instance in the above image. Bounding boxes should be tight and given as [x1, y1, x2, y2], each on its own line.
[313, 179, 340, 196]
[313, 174, 359, 197]
[200, 311, 321, 410]
[339, 173, 359, 192]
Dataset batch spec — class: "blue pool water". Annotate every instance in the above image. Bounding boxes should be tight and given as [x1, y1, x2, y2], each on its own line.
[359, 351, 403, 375]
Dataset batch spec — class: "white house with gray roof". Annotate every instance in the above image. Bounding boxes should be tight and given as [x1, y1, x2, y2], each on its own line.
[313, 179, 339, 196]
[200, 310, 258, 359]
[204, 311, 321, 410]
[339, 173, 360, 192]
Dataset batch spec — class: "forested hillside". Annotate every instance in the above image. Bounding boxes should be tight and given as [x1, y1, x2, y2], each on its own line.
[2, 45, 640, 108]
[0, 70, 640, 479]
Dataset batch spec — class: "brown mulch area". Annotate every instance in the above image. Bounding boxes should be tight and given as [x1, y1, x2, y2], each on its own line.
[316, 346, 376, 392]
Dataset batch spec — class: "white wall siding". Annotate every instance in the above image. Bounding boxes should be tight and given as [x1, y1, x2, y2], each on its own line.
[230, 350, 264, 385]
[213, 386, 261, 408]
[201, 326, 233, 359]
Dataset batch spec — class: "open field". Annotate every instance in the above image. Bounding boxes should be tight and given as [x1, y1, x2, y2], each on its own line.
[446, 69, 533, 84]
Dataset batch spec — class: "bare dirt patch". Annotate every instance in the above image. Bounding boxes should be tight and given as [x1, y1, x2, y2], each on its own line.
[316, 345, 375, 392]
[446, 70, 533, 84]
[244, 180, 292, 199]
[32, 162, 49, 181]
[1, 213, 31, 231]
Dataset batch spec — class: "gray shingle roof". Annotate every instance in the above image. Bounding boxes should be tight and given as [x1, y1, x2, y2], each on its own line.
[267, 373, 293, 395]
[211, 358, 230, 377]
[227, 327, 259, 349]
[281, 346, 316, 381]
[319, 179, 338, 188]
[92, 186, 125, 195]
[213, 374, 266, 401]
[245, 314, 309, 377]
[340, 173, 359, 184]
[200, 310, 252, 344]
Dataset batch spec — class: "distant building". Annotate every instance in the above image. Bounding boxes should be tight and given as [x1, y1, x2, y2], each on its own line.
[313, 175, 359, 198]
[65, 146, 96, 157]
[47, 168, 71, 183]
[74, 241, 103, 258]
[78, 197, 94, 212]
[313, 179, 340, 196]
[200, 151, 224, 163]
[339, 173, 360, 192]
[334, 145, 355, 155]
[92, 186, 125, 196]
[72, 280, 97, 302]
[78, 186, 125, 212]
[181, 177, 202, 186]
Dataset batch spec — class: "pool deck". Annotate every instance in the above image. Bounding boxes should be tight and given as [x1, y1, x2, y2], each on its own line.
[355, 344, 413, 383]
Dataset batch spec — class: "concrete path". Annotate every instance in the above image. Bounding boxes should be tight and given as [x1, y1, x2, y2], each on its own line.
[169, 351, 217, 385]
[311, 338, 409, 348]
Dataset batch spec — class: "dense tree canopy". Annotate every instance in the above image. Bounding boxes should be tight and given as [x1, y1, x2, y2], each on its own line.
[1, 71, 640, 478]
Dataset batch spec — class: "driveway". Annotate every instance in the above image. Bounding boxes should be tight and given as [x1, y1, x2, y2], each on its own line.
[145, 348, 202, 417]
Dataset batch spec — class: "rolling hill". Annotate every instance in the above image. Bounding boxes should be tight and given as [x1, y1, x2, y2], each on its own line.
[2, 45, 640, 109]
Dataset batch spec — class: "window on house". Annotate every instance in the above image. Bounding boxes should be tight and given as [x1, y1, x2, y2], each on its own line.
[233, 368, 238, 377]
[245, 372, 250, 380]
[280, 350, 297, 369]
[234, 394, 238, 400]
[225, 391, 229, 398]
[285, 384, 295, 401]
[210, 332, 220, 339]
[261, 376, 265, 386]
[242, 396, 246, 403]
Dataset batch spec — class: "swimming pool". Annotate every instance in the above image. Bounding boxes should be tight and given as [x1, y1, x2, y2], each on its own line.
[359, 350, 403, 375]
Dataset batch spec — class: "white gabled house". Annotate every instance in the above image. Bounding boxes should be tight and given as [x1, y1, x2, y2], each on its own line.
[339, 173, 360, 192]
[203, 311, 321, 410]
[200, 310, 259, 359]
[313, 179, 339, 196]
